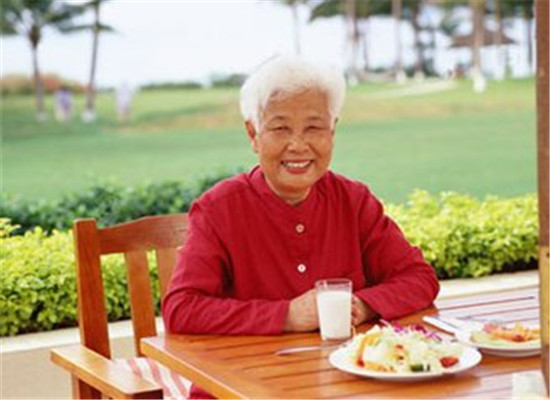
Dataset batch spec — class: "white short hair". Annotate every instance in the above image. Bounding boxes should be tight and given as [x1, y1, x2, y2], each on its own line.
[240, 56, 346, 130]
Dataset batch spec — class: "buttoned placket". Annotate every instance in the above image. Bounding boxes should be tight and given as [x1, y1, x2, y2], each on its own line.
[294, 219, 310, 278]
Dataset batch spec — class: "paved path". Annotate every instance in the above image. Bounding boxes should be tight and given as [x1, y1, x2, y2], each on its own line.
[439, 270, 538, 299]
[364, 80, 458, 100]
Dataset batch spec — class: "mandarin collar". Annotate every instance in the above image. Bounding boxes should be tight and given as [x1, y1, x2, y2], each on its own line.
[248, 165, 326, 215]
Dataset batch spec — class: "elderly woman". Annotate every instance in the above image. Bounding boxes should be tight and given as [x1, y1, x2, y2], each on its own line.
[163, 56, 439, 397]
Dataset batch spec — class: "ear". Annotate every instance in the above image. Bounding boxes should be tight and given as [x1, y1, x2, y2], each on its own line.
[245, 120, 259, 153]
[331, 118, 339, 135]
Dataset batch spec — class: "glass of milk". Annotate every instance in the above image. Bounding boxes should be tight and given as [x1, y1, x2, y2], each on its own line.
[315, 278, 352, 341]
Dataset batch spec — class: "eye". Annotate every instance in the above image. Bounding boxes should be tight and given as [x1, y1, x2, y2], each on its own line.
[271, 126, 289, 132]
[306, 125, 325, 132]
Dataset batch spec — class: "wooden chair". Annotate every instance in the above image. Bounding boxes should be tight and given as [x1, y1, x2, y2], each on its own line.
[51, 214, 189, 399]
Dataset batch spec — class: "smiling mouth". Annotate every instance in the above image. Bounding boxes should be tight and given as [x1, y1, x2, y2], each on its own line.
[282, 160, 313, 169]
[281, 160, 313, 172]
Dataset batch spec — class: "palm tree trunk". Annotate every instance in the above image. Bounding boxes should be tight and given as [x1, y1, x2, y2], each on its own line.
[411, 2, 424, 80]
[524, 4, 533, 74]
[392, 0, 405, 82]
[427, 22, 436, 75]
[291, 1, 301, 55]
[470, 0, 485, 92]
[494, 0, 504, 80]
[360, 19, 369, 73]
[85, 3, 100, 120]
[30, 42, 45, 119]
[345, 0, 360, 84]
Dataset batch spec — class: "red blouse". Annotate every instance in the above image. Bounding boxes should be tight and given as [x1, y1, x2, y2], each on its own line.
[163, 166, 439, 335]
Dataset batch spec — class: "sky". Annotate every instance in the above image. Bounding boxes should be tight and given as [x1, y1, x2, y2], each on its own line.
[1, 0, 533, 88]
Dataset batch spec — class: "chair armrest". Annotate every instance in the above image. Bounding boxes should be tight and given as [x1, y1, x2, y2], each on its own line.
[51, 344, 163, 399]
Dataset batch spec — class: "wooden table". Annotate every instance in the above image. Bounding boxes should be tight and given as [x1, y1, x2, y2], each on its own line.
[142, 285, 542, 399]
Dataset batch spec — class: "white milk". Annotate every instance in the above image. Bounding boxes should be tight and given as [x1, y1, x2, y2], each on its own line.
[316, 290, 351, 340]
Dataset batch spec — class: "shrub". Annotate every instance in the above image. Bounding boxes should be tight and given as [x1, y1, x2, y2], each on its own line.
[0, 74, 34, 95]
[386, 191, 538, 279]
[0, 169, 241, 235]
[1, 220, 77, 336]
[209, 73, 247, 88]
[0, 219, 160, 336]
[0, 73, 85, 96]
[0, 191, 539, 336]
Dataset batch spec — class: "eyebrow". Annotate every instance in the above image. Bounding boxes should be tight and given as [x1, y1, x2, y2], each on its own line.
[265, 116, 288, 125]
[264, 114, 330, 125]
[306, 116, 328, 122]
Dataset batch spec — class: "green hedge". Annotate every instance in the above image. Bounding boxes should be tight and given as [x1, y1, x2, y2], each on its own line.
[0, 169, 242, 236]
[0, 192, 538, 336]
[0, 219, 160, 336]
[387, 191, 538, 278]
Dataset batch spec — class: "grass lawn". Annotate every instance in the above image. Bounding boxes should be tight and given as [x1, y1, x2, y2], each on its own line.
[1, 78, 536, 204]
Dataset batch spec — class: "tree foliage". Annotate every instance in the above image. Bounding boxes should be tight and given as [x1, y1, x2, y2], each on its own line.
[309, 0, 390, 22]
[0, 0, 84, 117]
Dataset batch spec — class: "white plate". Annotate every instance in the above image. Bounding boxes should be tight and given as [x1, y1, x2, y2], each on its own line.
[329, 345, 482, 382]
[455, 329, 541, 358]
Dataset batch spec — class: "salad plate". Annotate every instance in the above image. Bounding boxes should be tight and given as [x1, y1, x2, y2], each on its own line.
[329, 323, 482, 382]
[329, 345, 481, 382]
[455, 323, 541, 358]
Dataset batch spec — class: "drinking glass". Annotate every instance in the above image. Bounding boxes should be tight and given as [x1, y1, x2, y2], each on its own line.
[315, 278, 352, 341]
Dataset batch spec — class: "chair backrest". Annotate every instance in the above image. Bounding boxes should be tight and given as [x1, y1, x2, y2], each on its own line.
[73, 214, 188, 359]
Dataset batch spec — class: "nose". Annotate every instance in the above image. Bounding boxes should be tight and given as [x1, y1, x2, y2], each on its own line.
[287, 131, 308, 152]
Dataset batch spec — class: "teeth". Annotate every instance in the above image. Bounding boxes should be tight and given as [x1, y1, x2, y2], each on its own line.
[284, 161, 310, 168]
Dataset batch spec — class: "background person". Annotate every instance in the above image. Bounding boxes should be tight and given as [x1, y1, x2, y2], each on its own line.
[54, 86, 73, 122]
[115, 82, 133, 122]
[162, 56, 439, 399]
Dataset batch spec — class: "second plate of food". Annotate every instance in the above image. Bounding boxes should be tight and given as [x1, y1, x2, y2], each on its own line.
[455, 322, 541, 357]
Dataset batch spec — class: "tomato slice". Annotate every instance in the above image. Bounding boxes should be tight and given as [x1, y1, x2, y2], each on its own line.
[440, 356, 459, 368]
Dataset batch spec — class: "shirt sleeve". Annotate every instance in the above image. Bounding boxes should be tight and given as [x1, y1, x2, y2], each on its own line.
[161, 201, 289, 335]
[354, 188, 440, 320]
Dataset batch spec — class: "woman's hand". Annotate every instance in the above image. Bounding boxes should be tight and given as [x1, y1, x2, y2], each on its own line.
[352, 295, 377, 326]
[284, 291, 377, 332]
[284, 289, 319, 332]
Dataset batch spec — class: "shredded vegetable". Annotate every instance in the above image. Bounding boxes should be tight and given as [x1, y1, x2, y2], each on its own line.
[348, 324, 462, 373]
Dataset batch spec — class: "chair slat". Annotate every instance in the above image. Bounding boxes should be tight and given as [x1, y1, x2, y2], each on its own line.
[124, 250, 157, 356]
[156, 248, 178, 298]
[74, 219, 111, 359]
[99, 214, 188, 254]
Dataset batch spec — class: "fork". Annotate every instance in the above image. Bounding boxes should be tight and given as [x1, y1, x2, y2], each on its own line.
[275, 339, 352, 355]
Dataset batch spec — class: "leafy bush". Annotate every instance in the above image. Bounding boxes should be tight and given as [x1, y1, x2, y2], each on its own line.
[387, 191, 538, 279]
[1, 220, 77, 336]
[0, 191, 539, 336]
[209, 73, 247, 87]
[0, 73, 85, 96]
[0, 74, 34, 96]
[0, 219, 160, 336]
[0, 169, 241, 235]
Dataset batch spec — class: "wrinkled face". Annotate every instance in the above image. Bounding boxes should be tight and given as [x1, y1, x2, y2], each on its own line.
[246, 89, 336, 205]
